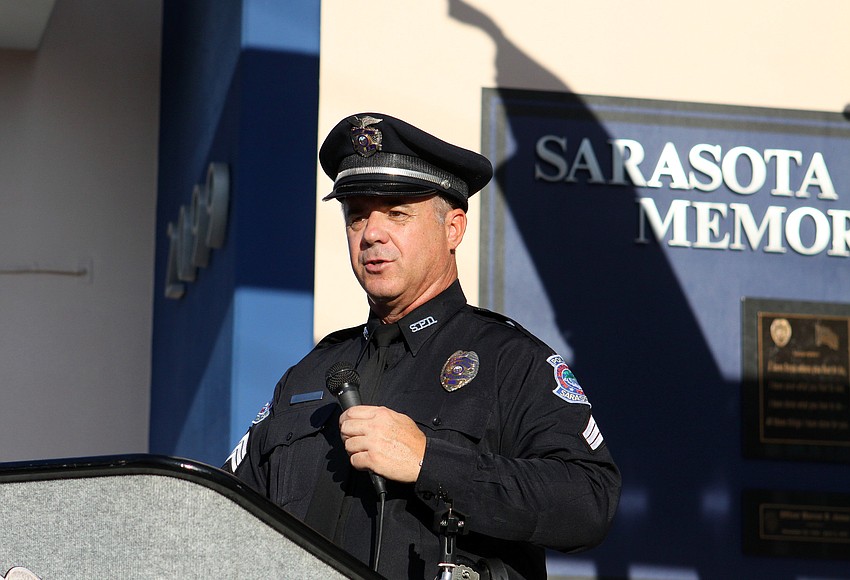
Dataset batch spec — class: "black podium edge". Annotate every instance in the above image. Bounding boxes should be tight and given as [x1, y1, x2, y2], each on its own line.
[0, 454, 384, 580]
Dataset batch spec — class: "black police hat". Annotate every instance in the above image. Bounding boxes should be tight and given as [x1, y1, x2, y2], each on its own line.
[319, 113, 493, 211]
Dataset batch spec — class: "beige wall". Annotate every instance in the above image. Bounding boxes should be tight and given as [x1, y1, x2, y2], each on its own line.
[315, 0, 850, 339]
[0, 0, 161, 461]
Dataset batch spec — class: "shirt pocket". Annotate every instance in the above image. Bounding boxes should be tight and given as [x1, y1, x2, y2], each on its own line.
[259, 401, 338, 509]
[398, 391, 493, 447]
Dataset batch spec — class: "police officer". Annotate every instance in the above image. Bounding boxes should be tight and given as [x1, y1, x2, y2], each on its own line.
[225, 112, 621, 579]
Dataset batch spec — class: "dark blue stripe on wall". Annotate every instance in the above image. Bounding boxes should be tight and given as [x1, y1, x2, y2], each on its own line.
[151, 1, 320, 466]
[158, 0, 243, 212]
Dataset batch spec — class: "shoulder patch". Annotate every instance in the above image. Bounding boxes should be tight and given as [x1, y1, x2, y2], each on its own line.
[547, 355, 590, 406]
[252, 400, 272, 424]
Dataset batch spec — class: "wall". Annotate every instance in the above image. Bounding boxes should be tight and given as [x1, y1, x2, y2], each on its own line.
[315, 0, 850, 338]
[315, 1, 850, 579]
[2, 0, 846, 575]
[0, 0, 161, 462]
[149, 0, 321, 465]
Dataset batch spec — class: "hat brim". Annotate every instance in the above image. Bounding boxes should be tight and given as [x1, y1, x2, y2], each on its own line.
[322, 179, 467, 210]
[322, 182, 436, 201]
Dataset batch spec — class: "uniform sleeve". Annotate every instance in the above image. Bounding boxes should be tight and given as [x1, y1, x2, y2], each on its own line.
[413, 343, 621, 553]
[221, 422, 269, 497]
[221, 370, 291, 496]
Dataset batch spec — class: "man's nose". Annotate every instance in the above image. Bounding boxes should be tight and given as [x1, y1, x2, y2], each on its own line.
[362, 211, 389, 245]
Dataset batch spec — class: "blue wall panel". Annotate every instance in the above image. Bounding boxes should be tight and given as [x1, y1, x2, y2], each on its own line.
[151, 1, 320, 466]
[482, 88, 850, 580]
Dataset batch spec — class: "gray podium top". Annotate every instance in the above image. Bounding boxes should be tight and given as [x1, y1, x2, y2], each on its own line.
[0, 454, 384, 580]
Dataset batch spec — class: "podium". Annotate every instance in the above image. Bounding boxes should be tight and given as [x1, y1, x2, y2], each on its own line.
[0, 455, 384, 579]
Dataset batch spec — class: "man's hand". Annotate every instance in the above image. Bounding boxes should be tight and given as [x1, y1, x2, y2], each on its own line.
[339, 405, 426, 483]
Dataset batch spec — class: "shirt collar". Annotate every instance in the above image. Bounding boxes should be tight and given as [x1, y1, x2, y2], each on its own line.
[364, 280, 467, 356]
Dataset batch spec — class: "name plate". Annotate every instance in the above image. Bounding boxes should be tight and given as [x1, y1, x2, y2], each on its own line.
[743, 489, 850, 560]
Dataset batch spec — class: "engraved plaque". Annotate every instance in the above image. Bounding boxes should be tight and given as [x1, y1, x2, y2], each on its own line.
[743, 489, 850, 560]
[742, 298, 850, 462]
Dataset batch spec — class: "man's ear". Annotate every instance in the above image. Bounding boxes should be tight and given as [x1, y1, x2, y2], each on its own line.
[446, 208, 467, 251]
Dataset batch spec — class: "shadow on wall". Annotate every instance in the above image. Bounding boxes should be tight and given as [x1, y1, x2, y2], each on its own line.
[449, 1, 738, 577]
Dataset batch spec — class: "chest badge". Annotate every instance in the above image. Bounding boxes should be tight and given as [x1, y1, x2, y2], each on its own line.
[441, 350, 479, 392]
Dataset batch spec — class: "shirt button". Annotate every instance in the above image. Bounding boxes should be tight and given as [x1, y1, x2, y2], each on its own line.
[286, 432, 293, 441]
[432, 417, 442, 427]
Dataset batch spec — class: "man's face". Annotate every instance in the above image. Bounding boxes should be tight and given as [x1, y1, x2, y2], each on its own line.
[342, 195, 464, 319]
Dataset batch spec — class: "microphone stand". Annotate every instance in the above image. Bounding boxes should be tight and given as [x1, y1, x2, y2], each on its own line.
[435, 503, 480, 580]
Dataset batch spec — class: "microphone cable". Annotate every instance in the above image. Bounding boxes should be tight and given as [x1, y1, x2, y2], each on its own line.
[326, 361, 388, 573]
[373, 489, 386, 572]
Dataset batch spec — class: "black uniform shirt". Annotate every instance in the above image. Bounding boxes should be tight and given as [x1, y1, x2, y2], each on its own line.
[225, 281, 620, 579]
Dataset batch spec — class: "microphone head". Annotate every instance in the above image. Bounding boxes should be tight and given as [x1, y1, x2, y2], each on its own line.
[325, 361, 360, 396]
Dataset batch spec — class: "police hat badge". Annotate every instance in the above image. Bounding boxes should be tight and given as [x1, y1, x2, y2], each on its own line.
[349, 115, 383, 157]
[441, 350, 479, 392]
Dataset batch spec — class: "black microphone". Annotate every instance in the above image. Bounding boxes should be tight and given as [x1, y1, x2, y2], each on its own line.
[325, 361, 387, 497]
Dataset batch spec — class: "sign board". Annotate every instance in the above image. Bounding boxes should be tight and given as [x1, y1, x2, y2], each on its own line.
[480, 88, 850, 570]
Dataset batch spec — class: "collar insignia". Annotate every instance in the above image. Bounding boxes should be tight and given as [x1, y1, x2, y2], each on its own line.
[349, 115, 383, 157]
[441, 350, 479, 392]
